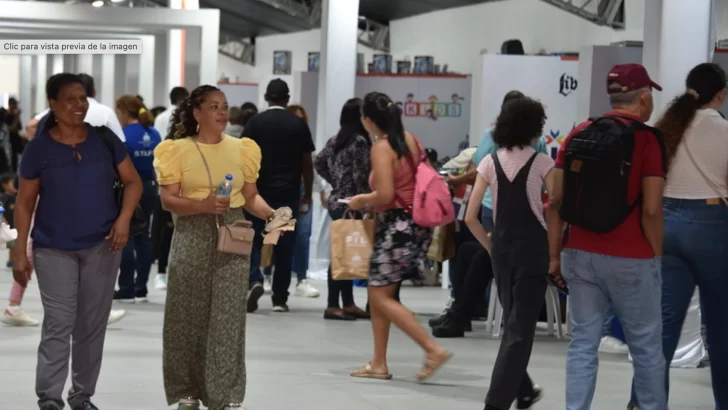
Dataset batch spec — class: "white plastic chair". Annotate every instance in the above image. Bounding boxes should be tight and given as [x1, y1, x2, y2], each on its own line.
[486, 282, 564, 339]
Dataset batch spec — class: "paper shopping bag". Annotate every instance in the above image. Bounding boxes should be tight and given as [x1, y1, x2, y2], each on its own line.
[427, 222, 456, 262]
[261, 244, 273, 268]
[330, 211, 375, 281]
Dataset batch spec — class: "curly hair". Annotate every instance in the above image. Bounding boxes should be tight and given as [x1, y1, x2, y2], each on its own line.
[492, 97, 546, 150]
[167, 85, 221, 140]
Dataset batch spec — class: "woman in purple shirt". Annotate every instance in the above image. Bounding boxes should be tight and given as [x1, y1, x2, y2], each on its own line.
[12, 73, 142, 410]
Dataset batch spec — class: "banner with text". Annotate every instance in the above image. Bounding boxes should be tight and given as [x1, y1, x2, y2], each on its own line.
[479, 55, 579, 159]
[355, 75, 472, 159]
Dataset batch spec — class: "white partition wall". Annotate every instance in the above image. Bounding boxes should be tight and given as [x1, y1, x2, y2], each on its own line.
[578, 45, 728, 120]
[298, 72, 472, 159]
[577, 45, 643, 120]
[217, 83, 260, 107]
[480, 55, 579, 159]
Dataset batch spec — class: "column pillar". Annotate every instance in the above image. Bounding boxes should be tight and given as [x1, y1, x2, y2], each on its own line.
[51, 54, 64, 74]
[138, 36, 156, 104]
[314, 0, 360, 148]
[167, 0, 200, 91]
[76, 55, 94, 74]
[19, 55, 32, 125]
[643, 0, 713, 120]
[311, 0, 360, 270]
[34, 55, 47, 113]
[99, 54, 115, 107]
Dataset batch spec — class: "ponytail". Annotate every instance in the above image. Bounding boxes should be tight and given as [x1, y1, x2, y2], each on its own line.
[138, 106, 155, 128]
[361, 92, 410, 158]
[657, 62, 728, 165]
[655, 93, 701, 163]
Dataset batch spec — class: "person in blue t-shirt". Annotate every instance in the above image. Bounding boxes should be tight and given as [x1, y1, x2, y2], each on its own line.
[113, 95, 162, 303]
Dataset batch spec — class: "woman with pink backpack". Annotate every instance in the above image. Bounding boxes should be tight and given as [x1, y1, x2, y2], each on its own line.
[347, 91, 453, 382]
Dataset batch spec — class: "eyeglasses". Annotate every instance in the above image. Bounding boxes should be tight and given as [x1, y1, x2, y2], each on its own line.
[72, 145, 82, 163]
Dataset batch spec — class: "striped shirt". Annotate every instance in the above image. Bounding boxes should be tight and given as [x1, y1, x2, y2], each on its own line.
[477, 146, 554, 229]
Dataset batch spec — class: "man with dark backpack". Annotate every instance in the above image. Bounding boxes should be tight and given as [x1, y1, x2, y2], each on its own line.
[546, 64, 668, 410]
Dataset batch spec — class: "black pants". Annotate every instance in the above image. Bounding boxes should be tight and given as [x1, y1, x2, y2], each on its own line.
[151, 196, 174, 274]
[327, 208, 356, 308]
[246, 199, 299, 306]
[450, 242, 493, 316]
[485, 239, 547, 410]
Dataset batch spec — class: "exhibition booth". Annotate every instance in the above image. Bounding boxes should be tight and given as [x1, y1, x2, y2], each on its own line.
[294, 71, 472, 160]
[217, 82, 259, 107]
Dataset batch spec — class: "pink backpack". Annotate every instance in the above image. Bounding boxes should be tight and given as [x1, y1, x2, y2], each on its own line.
[398, 143, 455, 228]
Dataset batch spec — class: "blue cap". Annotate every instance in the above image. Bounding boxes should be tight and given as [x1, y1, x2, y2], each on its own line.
[225, 174, 233, 180]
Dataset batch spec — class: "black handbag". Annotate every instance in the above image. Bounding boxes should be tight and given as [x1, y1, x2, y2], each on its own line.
[95, 126, 148, 236]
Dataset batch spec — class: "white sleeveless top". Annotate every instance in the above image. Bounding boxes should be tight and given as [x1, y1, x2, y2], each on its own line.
[665, 109, 728, 199]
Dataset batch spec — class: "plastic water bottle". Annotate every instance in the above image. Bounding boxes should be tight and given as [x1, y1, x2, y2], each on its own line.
[216, 174, 233, 198]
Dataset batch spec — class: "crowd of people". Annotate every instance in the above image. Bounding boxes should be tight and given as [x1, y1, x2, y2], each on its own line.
[0, 60, 725, 410]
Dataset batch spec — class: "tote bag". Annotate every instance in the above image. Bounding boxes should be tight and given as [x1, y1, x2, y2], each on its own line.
[330, 211, 374, 280]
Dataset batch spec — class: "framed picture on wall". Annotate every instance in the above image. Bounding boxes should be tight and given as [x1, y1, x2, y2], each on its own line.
[273, 50, 292, 75]
[308, 52, 320, 72]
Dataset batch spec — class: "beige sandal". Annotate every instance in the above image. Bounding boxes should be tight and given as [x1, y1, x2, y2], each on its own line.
[415, 351, 453, 382]
[350, 363, 393, 380]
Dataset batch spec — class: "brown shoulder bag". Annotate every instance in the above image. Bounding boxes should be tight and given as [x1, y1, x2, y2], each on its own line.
[193, 139, 255, 256]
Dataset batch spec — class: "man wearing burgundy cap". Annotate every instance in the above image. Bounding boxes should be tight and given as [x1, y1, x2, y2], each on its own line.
[546, 64, 668, 410]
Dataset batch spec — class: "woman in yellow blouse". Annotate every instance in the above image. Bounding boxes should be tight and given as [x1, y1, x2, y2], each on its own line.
[154, 85, 276, 410]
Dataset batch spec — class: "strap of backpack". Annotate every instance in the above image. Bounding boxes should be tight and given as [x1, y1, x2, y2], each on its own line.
[394, 138, 422, 211]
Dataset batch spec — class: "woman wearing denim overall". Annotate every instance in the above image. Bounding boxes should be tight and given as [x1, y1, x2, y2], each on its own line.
[465, 96, 554, 410]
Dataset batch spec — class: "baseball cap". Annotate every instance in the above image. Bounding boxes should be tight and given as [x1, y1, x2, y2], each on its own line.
[606, 64, 662, 94]
[265, 79, 290, 100]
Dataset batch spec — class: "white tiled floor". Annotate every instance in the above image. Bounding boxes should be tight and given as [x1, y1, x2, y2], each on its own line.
[0, 273, 715, 409]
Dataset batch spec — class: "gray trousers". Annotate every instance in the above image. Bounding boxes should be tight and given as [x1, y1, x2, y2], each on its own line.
[34, 240, 121, 409]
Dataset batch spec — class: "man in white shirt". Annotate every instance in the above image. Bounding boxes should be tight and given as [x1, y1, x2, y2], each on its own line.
[154, 87, 189, 140]
[33, 74, 125, 142]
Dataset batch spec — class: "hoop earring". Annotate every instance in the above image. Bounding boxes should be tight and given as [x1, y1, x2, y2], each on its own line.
[196, 124, 200, 133]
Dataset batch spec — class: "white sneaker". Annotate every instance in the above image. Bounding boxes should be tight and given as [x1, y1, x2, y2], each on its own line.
[2, 308, 40, 326]
[263, 275, 272, 294]
[599, 335, 629, 354]
[155, 274, 167, 291]
[135, 296, 149, 303]
[294, 280, 320, 298]
[108, 309, 127, 325]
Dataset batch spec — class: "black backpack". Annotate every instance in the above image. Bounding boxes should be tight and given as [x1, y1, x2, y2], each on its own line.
[559, 115, 665, 233]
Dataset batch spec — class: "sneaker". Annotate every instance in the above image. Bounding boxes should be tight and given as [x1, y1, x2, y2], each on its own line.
[2, 308, 40, 326]
[599, 335, 629, 354]
[72, 401, 99, 410]
[429, 310, 472, 332]
[263, 275, 272, 294]
[247, 283, 264, 313]
[431, 313, 469, 338]
[113, 291, 135, 304]
[178, 398, 200, 410]
[294, 280, 320, 298]
[272, 304, 289, 313]
[516, 385, 544, 409]
[155, 274, 167, 290]
[135, 296, 149, 303]
[41, 405, 60, 410]
[108, 309, 127, 325]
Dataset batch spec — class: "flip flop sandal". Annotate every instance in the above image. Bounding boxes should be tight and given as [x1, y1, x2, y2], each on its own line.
[350, 363, 393, 380]
[547, 274, 569, 295]
[415, 351, 454, 383]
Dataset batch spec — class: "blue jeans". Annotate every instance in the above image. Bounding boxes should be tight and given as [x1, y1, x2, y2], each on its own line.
[630, 198, 728, 410]
[118, 180, 157, 298]
[263, 204, 312, 282]
[562, 249, 665, 410]
[292, 206, 312, 281]
[247, 200, 299, 306]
